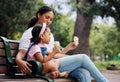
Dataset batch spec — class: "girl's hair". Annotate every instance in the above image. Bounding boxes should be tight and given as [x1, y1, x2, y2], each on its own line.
[27, 6, 55, 29]
[31, 24, 43, 44]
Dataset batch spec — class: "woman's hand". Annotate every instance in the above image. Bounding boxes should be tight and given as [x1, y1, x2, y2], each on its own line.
[16, 49, 32, 74]
[66, 42, 78, 50]
[17, 60, 32, 74]
[61, 41, 79, 54]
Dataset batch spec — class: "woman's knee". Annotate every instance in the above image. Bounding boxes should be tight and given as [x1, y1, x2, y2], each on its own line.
[77, 54, 90, 60]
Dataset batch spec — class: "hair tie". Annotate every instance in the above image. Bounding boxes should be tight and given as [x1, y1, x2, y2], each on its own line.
[39, 23, 46, 36]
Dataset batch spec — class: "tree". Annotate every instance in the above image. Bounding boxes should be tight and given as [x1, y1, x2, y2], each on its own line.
[49, 0, 103, 54]
[71, 0, 95, 54]
[69, 0, 120, 55]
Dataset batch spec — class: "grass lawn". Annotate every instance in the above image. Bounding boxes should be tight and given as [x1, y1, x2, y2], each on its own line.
[94, 60, 120, 70]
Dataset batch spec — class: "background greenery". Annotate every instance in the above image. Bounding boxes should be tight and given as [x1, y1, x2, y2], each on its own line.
[0, 0, 120, 62]
[94, 60, 120, 70]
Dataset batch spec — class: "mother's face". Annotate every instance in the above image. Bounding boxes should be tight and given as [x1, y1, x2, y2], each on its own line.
[37, 11, 54, 27]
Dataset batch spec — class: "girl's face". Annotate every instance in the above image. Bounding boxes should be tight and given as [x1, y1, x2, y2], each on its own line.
[37, 11, 54, 27]
[41, 28, 51, 44]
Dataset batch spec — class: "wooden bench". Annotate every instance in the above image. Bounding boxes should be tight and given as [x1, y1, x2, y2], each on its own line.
[0, 36, 77, 82]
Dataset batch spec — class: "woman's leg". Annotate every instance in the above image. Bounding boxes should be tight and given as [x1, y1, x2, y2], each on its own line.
[69, 68, 91, 82]
[58, 55, 91, 82]
[58, 54, 109, 82]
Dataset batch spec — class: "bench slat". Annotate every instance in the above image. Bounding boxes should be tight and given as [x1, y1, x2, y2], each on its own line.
[0, 49, 18, 56]
[0, 57, 6, 64]
[0, 66, 8, 73]
[9, 42, 19, 50]
[0, 41, 19, 49]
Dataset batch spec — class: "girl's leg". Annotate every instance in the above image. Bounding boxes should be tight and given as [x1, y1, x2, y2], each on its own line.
[42, 61, 58, 74]
[58, 54, 109, 82]
[44, 61, 68, 78]
[59, 71, 69, 78]
[69, 68, 91, 82]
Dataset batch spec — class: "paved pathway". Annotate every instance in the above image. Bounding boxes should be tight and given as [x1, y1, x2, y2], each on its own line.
[101, 70, 120, 82]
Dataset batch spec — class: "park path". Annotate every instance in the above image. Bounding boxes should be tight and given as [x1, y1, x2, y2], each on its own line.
[101, 70, 120, 82]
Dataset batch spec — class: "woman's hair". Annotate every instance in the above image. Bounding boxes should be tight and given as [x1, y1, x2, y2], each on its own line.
[27, 6, 55, 29]
[28, 17, 37, 29]
[31, 24, 43, 44]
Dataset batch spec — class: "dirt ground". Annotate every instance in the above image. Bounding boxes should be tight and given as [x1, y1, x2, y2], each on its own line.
[101, 69, 120, 82]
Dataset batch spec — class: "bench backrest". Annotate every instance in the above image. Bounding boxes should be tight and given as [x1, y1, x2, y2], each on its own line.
[0, 36, 20, 74]
[0, 36, 54, 82]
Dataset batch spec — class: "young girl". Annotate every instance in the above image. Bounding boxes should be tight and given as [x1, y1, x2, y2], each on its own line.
[27, 23, 69, 78]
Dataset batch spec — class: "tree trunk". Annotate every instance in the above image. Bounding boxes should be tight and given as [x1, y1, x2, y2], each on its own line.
[72, 0, 93, 55]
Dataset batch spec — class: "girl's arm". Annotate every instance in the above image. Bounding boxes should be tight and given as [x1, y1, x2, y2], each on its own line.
[35, 45, 60, 63]
[35, 51, 56, 63]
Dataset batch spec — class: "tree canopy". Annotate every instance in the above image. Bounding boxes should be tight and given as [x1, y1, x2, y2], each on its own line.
[0, 0, 43, 39]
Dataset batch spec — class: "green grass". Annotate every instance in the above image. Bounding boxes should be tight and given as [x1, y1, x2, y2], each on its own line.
[94, 60, 120, 70]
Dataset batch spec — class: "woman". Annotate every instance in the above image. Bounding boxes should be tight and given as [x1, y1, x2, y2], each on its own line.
[16, 6, 108, 82]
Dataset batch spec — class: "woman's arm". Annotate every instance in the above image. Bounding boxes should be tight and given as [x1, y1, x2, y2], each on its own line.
[16, 28, 33, 74]
[16, 49, 32, 74]
[53, 42, 78, 58]
[60, 41, 78, 54]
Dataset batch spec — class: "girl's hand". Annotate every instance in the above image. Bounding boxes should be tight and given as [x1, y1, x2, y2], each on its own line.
[53, 45, 61, 53]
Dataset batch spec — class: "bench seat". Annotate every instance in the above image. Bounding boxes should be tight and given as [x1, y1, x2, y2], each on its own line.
[0, 36, 78, 82]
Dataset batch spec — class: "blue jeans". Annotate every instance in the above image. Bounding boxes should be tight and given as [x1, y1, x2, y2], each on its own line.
[58, 54, 109, 82]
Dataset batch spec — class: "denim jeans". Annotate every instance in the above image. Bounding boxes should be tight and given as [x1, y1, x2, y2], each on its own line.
[58, 54, 109, 82]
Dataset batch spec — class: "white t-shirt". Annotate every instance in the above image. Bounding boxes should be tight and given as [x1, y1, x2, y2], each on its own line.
[19, 27, 54, 51]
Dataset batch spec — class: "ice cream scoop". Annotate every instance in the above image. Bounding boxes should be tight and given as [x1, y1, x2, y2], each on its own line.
[73, 36, 79, 46]
[54, 41, 60, 47]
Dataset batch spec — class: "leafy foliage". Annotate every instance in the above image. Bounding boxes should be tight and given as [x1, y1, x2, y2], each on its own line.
[90, 23, 119, 56]
[0, 0, 43, 40]
[103, 0, 120, 20]
[76, 0, 120, 20]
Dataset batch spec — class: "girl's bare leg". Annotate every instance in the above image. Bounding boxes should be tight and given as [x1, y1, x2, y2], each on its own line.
[59, 71, 69, 78]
